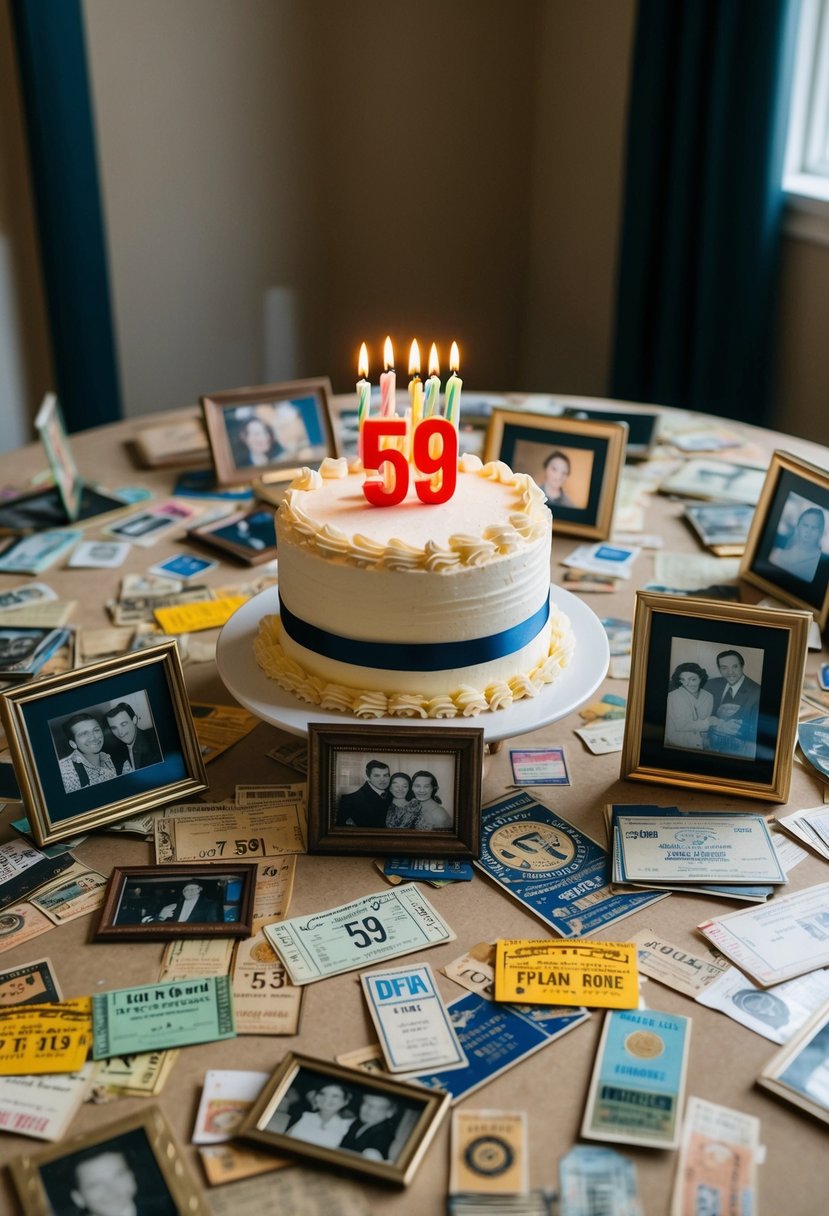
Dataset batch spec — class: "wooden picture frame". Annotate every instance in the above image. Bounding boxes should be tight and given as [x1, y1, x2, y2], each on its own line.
[620, 592, 810, 803]
[238, 1051, 450, 1187]
[201, 377, 338, 488]
[739, 450, 829, 630]
[483, 410, 628, 539]
[95, 863, 257, 941]
[187, 507, 277, 565]
[9, 1105, 209, 1216]
[308, 723, 483, 858]
[758, 999, 829, 1126]
[560, 403, 658, 459]
[0, 641, 208, 845]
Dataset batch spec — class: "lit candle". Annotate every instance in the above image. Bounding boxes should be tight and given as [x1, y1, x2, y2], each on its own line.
[424, 343, 440, 417]
[444, 340, 462, 427]
[356, 342, 370, 461]
[408, 339, 424, 443]
[380, 336, 396, 417]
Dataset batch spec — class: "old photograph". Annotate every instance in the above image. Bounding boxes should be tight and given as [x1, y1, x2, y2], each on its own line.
[49, 691, 162, 795]
[664, 640, 764, 760]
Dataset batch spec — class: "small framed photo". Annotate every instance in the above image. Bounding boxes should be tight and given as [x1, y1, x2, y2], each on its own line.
[95, 863, 257, 940]
[683, 503, 755, 557]
[187, 507, 278, 565]
[0, 626, 73, 684]
[307, 724, 483, 857]
[739, 451, 829, 629]
[483, 410, 628, 539]
[621, 592, 811, 802]
[239, 1051, 450, 1187]
[9, 1105, 209, 1216]
[561, 403, 658, 459]
[201, 378, 337, 488]
[659, 458, 767, 505]
[0, 640, 208, 845]
[758, 999, 829, 1125]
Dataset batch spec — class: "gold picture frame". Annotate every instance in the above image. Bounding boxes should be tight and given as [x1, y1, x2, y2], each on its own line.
[9, 1105, 209, 1216]
[758, 998, 829, 1126]
[238, 1051, 450, 1186]
[0, 640, 208, 845]
[483, 410, 628, 539]
[201, 377, 338, 488]
[621, 592, 810, 802]
[739, 450, 829, 630]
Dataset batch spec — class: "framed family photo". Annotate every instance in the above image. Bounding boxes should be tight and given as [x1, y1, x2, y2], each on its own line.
[740, 451, 829, 629]
[201, 377, 337, 488]
[239, 1052, 450, 1187]
[95, 863, 256, 941]
[758, 999, 829, 1126]
[187, 507, 277, 565]
[0, 641, 208, 845]
[9, 1106, 208, 1216]
[307, 724, 483, 857]
[483, 410, 628, 538]
[621, 593, 811, 802]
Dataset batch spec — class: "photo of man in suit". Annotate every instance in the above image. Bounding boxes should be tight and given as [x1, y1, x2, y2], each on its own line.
[156, 882, 220, 924]
[339, 1093, 398, 1161]
[105, 701, 163, 775]
[336, 759, 391, 828]
[705, 649, 761, 759]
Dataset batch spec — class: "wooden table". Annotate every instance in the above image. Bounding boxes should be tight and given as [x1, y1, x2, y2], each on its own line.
[0, 397, 826, 1215]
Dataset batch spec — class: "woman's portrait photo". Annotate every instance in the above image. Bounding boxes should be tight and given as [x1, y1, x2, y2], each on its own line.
[767, 493, 828, 584]
[663, 639, 764, 761]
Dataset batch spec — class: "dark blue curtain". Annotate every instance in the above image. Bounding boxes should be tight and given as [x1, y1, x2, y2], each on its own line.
[11, 0, 121, 431]
[610, 0, 801, 423]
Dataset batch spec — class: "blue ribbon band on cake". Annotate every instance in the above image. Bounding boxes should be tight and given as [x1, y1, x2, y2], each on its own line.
[278, 594, 551, 672]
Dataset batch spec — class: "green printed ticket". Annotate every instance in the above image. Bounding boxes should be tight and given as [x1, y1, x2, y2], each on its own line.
[92, 976, 235, 1059]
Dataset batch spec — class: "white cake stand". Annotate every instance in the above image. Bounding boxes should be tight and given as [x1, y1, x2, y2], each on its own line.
[216, 585, 609, 745]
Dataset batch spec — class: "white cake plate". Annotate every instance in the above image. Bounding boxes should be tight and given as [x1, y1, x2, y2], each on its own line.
[216, 585, 609, 745]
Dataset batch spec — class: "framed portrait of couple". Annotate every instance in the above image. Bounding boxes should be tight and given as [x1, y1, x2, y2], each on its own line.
[621, 593, 811, 802]
[201, 377, 338, 488]
[740, 450, 829, 630]
[483, 410, 628, 539]
[0, 641, 208, 845]
[307, 724, 483, 857]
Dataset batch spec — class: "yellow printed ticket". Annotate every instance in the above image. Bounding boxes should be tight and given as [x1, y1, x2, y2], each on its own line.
[495, 940, 639, 1009]
[154, 596, 247, 634]
[0, 998, 92, 1074]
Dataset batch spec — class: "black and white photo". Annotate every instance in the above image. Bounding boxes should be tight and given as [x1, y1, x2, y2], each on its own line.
[96, 865, 256, 940]
[663, 642, 763, 760]
[50, 692, 163, 795]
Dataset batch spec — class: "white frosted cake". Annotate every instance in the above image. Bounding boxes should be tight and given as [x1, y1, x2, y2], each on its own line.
[254, 454, 573, 717]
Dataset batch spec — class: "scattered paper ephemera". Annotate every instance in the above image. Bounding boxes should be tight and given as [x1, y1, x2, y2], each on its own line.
[87, 1050, 178, 1103]
[361, 963, 467, 1074]
[449, 1110, 529, 1197]
[190, 702, 260, 764]
[581, 1008, 691, 1149]
[231, 932, 303, 1036]
[442, 942, 496, 1002]
[563, 542, 640, 579]
[558, 1146, 642, 1216]
[630, 929, 729, 1000]
[695, 965, 829, 1045]
[576, 719, 626, 755]
[0, 903, 54, 955]
[0, 998, 92, 1074]
[154, 595, 247, 634]
[495, 940, 639, 1009]
[0, 957, 62, 1006]
[265, 886, 455, 985]
[155, 804, 305, 864]
[509, 748, 569, 786]
[671, 1097, 760, 1216]
[0, 1063, 95, 1141]
[91, 976, 235, 1058]
[193, 1068, 269, 1144]
[697, 883, 829, 986]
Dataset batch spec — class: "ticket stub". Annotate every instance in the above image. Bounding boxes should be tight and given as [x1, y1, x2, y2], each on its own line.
[193, 1068, 269, 1144]
[156, 806, 305, 864]
[190, 702, 260, 764]
[442, 942, 496, 1001]
[0, 902, 54, 955]
[88, 1050, 178, 1100]
[0, 1062, 94, 1140]
[362, 963, 467, 1074]
[558, 1145, 642, 1216]
[92, 976, 235, 1058]
[495, 941, 639, 1010]
[28, 863, 108, 925]
[231, 933, 303, 1035]
[630, 929, 728, 999]
[154, 596, 247, 633]
[252, 857, 296, 932]
[0, 843, 72, 913]
[0, 998, 92, 1075]
[264, 886, 455, 985]
[698, 882, 829, 986]
[670, 1097, 759, 1216]
[199, 1142, 287, 1186]
[158, 938, 235, 982]
[509, 748, 569, 786]
[581, 1008, 691, 1149]
[383, 857, 474, 884]
[449, 1110, 528, 1196]
[236, 782, 306, 806]
[575, 719, 626, 755]
[0, 958, 61, 1007]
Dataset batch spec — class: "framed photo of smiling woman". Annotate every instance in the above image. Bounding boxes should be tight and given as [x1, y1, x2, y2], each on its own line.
[621, 593, 810, 802]
[0, 641, 207, 845]
[740, 451, 829, 630]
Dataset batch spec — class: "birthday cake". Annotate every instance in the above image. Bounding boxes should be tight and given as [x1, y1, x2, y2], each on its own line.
[254, 453, 573, 717]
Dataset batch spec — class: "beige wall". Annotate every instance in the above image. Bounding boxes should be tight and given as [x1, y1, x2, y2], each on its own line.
[0, 0, 52, 453]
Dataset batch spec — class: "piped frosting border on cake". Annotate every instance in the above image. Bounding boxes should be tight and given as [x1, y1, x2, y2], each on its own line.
[278, 454, 550, 571]
[253, 602, 575, 718]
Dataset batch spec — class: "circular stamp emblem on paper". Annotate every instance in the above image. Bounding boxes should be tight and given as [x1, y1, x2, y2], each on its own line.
[489, 822, 576, 872]
[625, 1030, 664, 1060]
[0, 913, 24, 937]
[249, 939, 279, 964]
[465, 1135, 514, 1177]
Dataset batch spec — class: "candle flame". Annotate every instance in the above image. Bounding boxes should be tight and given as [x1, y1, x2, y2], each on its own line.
[383, 336, 394, 370]
[358, 342, 369, 380]
[428, 343, 440, 377]
[408, 339, 421, 377]
[450, 341, 460, 374]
